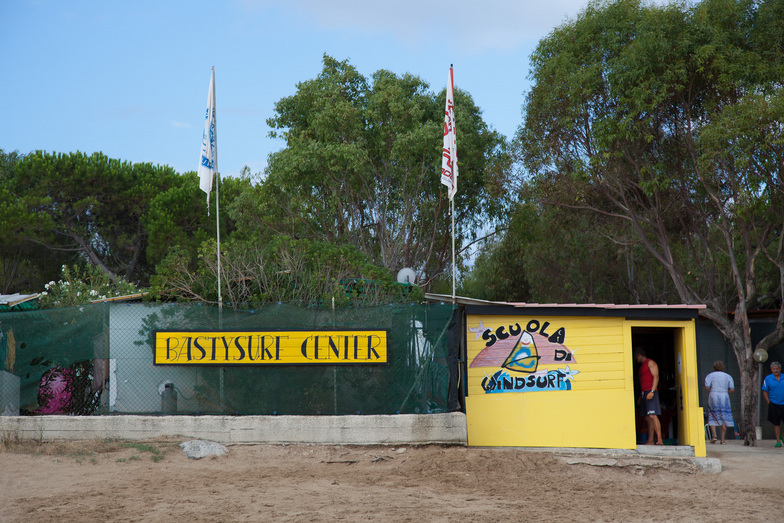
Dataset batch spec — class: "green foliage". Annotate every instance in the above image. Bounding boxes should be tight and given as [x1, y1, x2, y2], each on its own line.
[5, 151, 181, 288]
[118, 442, 164, 462]
[144, 171, 211, 268]
[463, 201, 680, 304]
[511, 0, 784, 437]
[3, 150, 248, 294]
[145, 171, 249, 269]
[40, 264, 141, 309]
[150, 234, 421, 309]
[0, 149, 65, 294]
[516, 0, 784, 308]
[245, 55, 508, 289]
[5, 56, 504, 303]
[460, 207, 535, 302]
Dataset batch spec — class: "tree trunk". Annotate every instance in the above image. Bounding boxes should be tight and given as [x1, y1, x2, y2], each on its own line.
[703, 308, 759, 446]
[737, 354, 760, 446]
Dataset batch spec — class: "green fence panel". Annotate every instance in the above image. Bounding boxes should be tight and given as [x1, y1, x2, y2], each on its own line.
[1, 303, 109, 415]
[0, 302, 455, 416]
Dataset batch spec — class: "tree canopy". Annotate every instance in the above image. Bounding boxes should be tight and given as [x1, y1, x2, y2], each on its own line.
[507, 0, 784, 442]
[244, 55, 509, 288]
[4, 56, 506, 308]
[154, 56, 508, 307]
[2, 150, 218, 290]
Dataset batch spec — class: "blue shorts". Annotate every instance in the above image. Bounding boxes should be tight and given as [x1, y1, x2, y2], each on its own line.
[641, 390, 661, 416]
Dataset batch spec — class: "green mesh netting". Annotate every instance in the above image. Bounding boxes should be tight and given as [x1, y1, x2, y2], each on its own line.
[1, 304, 108, 415]
[0, 302, 456, 416]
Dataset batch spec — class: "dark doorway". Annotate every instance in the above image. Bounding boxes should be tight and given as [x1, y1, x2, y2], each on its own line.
[632, 327, 678, 444]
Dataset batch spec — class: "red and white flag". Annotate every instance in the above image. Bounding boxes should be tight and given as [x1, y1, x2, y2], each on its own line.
[441, 66, 457, 200]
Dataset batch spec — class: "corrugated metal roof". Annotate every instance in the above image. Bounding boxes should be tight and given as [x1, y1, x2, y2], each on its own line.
[0, 293, 41, 312]
[89, 292, 148, 303]
[423, 293, 706, 311]
[504, 302, 706, 310]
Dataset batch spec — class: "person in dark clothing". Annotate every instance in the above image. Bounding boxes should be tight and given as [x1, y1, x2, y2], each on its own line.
[634, 347, 662, 445]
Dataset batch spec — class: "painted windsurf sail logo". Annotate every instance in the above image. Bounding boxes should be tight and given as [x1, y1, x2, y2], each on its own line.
[501, 331, 541, 373]
[470, 321, 576, 370]
[469, 320, 579, 394]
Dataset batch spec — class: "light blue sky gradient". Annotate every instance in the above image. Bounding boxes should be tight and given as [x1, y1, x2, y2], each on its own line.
[2, 0, 597, 178]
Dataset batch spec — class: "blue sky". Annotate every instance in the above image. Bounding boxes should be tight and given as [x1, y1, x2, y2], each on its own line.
[2, 0, 596, 178]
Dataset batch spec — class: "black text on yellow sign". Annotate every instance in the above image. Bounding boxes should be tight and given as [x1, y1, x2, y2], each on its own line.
[154, 330, 389, 366]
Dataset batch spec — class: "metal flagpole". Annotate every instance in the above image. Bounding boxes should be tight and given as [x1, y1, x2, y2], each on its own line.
[212, 69, 222, 314]
[199, 66, 222, 312]
[451, 197, 455, 303]
[216, 171, 222, 313]
[441, 64, 458, 304]
[212, 67, 224, 412]
[449, 64, 456, 304]
[217, 169, 224, 413]
[199, 66, 224, 410]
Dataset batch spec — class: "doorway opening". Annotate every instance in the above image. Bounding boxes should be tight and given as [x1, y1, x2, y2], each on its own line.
[632, 327, 680, 444]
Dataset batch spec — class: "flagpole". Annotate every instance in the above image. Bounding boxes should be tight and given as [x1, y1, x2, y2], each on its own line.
[212, 67, 224, 413]
[212, 70, 223, 414]
[450, 65, 456, 303]
[440, 64, 456, 304]
[451, 196, 455, 303]
[198, 66, 222, 312]
[198, 66, 224, 411]
[216, 176, 222, 311]
[216, 167, 224, 413]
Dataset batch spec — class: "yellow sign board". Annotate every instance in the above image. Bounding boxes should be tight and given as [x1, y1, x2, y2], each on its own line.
[154, 330, 388, 366]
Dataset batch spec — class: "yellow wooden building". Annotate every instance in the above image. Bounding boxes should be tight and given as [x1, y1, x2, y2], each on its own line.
[454, 301, 707, 458]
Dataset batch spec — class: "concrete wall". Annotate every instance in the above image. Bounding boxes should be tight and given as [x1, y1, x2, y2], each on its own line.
[0, 412, 467, 446]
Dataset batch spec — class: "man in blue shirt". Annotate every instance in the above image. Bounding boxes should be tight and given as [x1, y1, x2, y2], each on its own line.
[762, 361, 784, 447]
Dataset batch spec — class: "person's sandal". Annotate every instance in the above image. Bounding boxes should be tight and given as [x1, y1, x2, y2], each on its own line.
[710, 437, 717, 444]
[775, 440, 782, 448]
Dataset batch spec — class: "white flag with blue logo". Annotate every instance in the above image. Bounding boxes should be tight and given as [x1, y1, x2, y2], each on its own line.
[198, 67, 217, 203]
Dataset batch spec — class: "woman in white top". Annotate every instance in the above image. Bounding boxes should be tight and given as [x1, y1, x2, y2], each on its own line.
[704, 360, 735, 444]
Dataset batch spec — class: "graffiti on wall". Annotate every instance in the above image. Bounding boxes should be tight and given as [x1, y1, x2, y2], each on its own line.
[469, 319, 579, 394]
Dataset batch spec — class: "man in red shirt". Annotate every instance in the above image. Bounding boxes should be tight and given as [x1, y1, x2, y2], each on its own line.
[634, 347, 663, 445]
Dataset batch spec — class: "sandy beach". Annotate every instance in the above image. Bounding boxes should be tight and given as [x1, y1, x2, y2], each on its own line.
[1, 438, 781, 522]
